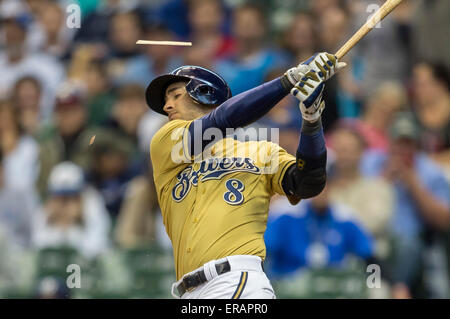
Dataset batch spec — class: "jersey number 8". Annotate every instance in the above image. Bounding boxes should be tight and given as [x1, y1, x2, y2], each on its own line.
[223, 179, 245, 205]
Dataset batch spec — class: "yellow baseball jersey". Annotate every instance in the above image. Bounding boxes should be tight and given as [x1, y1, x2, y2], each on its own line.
[150, 119, 297, 280]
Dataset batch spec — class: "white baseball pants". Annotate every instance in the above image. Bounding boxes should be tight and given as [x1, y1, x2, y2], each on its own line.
[171, 255, 276, 299]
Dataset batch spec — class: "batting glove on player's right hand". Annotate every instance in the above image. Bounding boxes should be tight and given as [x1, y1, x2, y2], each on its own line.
[305, 52, 347, 82]
[285, 52, 347, 86]
[291, 64, 326, 123]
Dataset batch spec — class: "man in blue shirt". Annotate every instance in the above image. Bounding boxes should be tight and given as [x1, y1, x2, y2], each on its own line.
[265, 184, 374, 279]
[361, 112, 450, 298]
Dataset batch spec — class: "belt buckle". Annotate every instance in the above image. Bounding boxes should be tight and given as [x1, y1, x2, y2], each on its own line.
[186, 285, 195, 293]
[183, 274, 197, 292]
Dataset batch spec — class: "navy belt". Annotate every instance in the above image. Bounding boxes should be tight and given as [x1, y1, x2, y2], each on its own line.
[177, 259, 265, 296]
[177, 260, 231, 296]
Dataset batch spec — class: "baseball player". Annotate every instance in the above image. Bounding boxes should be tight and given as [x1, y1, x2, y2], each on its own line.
[146, 53, 346, 299]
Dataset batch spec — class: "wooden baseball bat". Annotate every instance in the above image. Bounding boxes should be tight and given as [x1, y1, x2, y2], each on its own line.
[335, 0, 404, 59]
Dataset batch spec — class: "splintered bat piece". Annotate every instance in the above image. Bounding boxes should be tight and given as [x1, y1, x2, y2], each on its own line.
[89, 135, 96, 146]
[136, 40, 192, 46]
[335, 0, 404, 59]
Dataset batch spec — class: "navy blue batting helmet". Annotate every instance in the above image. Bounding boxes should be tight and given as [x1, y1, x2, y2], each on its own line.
[145, 65, 232, 115]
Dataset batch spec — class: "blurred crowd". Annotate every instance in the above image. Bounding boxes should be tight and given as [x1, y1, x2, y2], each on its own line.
[0, 0, 449, 299]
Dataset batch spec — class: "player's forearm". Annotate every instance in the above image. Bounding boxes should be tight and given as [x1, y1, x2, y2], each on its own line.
[297, 119, 326, 159]
[282, 119, 327, 200]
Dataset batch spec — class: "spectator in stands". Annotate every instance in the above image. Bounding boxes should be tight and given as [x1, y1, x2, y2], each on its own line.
[214, 3, 288, 95]
[356, 82, 408, 152]
[327, 124, 394, 260]
[265, 183, 375, 279]
[106, 10, 143, 83]
[114, 166, 160, 249]
[281, 12, 316, 64]
[154, 0, 190, 39]
[0, 147, 38, 250]
[109, 84, 166, 158]
[83, 59, 116, 127]
[0, 12, 65, 121]
[315, 5, 357, 130]
[309, 0, 342, 18]
[33, 162, 111, 259]
[317, 5, 349, 54]
[361, 112, 450, 298]
[11, 76, 42, 136]
[353, 0, 415, 99]
[412, 0, 450, 71]
[35, 276, 71, 299]
[87, 130, 136, 220]
[74, 0, 141, 45]
[35, 0, 75, 58]
[109, 10, 142, 60]
[187, 0, 233, 60]
[35, 82, 96, 199]
[64, 44, 116, 126]
[183, 0, 232, 70]
[412, 62, 450, 161]
[0, 100, 39, 192]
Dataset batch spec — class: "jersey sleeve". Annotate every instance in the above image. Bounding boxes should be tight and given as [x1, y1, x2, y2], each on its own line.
[150, 119, 193, 188]
[266, 142, 296, 197]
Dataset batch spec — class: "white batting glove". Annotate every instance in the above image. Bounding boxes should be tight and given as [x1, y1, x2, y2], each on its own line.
[291, 66, 325, 123]
[285, 52, 346, 123]
[285, 52, 347, 86]
[306, 52, 347, 82]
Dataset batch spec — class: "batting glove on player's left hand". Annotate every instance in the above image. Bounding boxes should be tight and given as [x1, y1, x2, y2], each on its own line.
[291, 64, 326, 123]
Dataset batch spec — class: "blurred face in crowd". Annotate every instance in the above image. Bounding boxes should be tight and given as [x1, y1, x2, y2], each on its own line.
[113, 96, 147, 135]
[163, 81, 214, 121]
[95, 151, 127, 180]
[389, 138, 416, 168]
[331, 128, 364, 175]
[85, 65, 108, 97]
[285, 13, 315, 57]
[14, 78, 41, 110]
[13, 78, 42, 135]
[46, 194, 83, 228]
[310, 0, 340, 16]
[55, 102, 86, 137]
[38, 2, 64, 39]
[189, 0, 224, 34]
[110, 12, 142, 53]
[3, 20, 26, 58]
[144, 28, 175, 62]
[25, 0, 44, 16]
[365, 83, 407, 129]
[413, 63, 448, 106]
[232, 7, 266, 45]
[318, 7, 348, 51]
[183, 42, 216, 69]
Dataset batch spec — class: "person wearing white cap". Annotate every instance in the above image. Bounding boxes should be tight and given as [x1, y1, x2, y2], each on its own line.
[32, 162, 111, 259]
